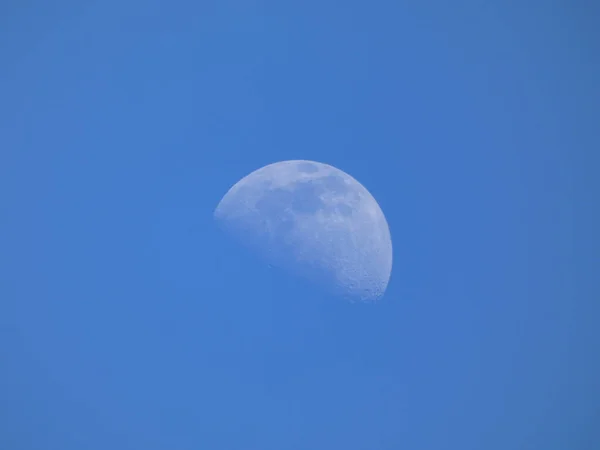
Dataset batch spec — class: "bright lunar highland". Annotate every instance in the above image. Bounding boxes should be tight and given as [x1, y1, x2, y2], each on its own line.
[214, 160, 392, 302]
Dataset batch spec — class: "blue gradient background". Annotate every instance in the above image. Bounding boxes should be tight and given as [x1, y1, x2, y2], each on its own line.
[1, 1, 598, 449]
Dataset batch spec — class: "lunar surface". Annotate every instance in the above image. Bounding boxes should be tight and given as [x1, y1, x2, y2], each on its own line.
[214, 160, 392, 302]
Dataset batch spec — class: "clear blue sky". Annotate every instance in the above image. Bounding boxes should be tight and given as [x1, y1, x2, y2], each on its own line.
[1, 1, 598, 449]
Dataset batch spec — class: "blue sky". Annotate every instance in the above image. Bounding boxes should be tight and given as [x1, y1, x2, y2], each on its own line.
[1, 1, 598, 449]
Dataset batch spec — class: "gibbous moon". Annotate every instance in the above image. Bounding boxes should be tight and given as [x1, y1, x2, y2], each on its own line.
[214, 160, 392, 302]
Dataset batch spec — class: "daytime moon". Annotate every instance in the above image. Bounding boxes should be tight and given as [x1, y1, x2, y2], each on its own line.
[214, 160, 392, 302]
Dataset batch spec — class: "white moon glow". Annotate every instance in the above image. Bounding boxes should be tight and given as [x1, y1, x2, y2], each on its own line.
[214, 160, 392, 302]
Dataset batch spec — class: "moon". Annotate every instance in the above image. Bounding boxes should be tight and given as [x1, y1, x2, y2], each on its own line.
[214, 160, 392, 302]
